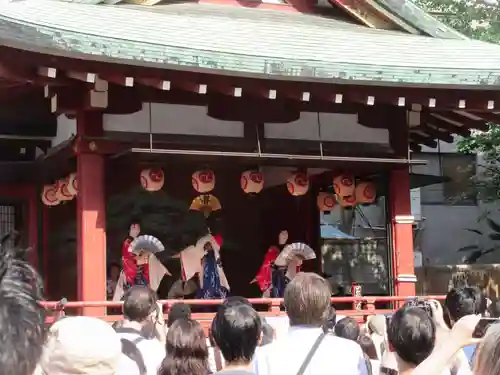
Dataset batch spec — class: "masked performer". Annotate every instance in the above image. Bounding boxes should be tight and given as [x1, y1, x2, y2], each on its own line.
[113, 234, 171, 301]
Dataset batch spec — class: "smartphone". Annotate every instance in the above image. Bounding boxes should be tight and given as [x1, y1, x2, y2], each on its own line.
[472, 317, 499, 338]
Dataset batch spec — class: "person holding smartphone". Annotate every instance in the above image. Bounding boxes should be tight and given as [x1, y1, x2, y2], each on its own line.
[115, 286, 166, 375]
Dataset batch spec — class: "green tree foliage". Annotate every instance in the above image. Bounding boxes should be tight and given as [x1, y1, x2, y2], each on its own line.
[414, 0, 500, 43]
[415, 0, 500, 202]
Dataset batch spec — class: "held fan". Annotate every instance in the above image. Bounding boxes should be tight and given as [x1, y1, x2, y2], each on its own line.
[129, 235, 165, 254]
[274, 242, 316, 266]
[189, 194, 222, 218]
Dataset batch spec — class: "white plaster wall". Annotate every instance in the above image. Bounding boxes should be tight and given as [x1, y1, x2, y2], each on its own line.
[264, 112, 389, 143]
[101, 103, 390, 144]
[52, 115, 76, 147]
[103, 103, 244, 137]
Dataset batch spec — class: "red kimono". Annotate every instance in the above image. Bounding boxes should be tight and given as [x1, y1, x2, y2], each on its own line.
[122, 236, 150, 287]
[255, 246, 280, 292]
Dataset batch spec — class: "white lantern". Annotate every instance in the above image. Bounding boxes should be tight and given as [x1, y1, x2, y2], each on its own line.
[240, 170, 264, 194]
[192, 169, 215, 193]
[41, 184, 60, 206]
[286, 172, 309, 196]
[140, 168, 164, 192]
[355, 181, 376, 204]
[317, 192, 336, 211]
[333, 174, 355, 197]
[338, 194, 357, 208]
[66, 173, 78, 197]
[55, 178, 73, 201]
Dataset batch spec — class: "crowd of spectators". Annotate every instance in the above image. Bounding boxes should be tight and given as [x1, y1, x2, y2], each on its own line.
[3, 236, 500, 375]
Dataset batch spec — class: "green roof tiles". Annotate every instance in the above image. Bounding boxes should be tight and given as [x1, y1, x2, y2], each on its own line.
[0, 0, 499, 86]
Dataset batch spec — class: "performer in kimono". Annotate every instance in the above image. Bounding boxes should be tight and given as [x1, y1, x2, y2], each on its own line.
[252, 230, 310, 298]
[113, 233, 171, 301]
[174, 233, 230, 300]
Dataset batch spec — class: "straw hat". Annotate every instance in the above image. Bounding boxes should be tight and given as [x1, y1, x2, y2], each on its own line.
[41, 316, 122, 375]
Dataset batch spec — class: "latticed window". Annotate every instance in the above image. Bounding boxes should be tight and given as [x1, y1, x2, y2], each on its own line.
[0, 205, 16, 246]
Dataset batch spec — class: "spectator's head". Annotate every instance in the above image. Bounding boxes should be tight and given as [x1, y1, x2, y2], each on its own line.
[334, 317, 360, 341]
[123, 285, 157, 323]
[445, 286, 477, 325]
[223, 296, 251, 307]
[41, 316, 122, 375]
[284, 272, 331, 327]
[469, 285, 487, 316]
[160, 319, 209, 375]
[475, 322, 500, 375]
[0, 236, 45, 375]
[358, 335, 379, 360]
[367, 314, 386, 337]
[387, 306, 436, 367]
[260, 317, 275, 346]
[211, 302, 262, 364]
[167, 302, 192, 327]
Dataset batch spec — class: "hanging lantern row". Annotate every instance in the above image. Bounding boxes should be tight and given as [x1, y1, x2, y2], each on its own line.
[41, 173, 78, 206]
[317, 174, 377, 211]
[141, 167, 310, 197]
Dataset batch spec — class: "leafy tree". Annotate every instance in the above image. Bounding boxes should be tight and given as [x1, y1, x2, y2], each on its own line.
[414, 0, 500, 43]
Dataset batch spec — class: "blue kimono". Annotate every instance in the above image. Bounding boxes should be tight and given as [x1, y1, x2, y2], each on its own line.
[270, 264, 290, 298]
[197, 249, 228, 299]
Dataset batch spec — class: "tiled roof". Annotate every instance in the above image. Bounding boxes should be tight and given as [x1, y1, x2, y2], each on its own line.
[0, 0, 499, 85]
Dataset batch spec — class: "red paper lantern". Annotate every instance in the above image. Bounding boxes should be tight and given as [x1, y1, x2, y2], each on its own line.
[66, 173, 78, 197]
[192, 169, 215, 193]
[355, 181, 376, 204]
[333, 174, 355, 197]
[338, 194, 357, 208]
[41, 183, 60, 206]
[240, 170, 264, 194]
[140, 168, 164, 192]
[287, 172, 309, 196]
[317, 192, 336, 211]
[55, 178, 73, 202]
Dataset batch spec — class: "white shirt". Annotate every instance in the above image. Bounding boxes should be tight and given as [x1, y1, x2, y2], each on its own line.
[116, 331, 166, 375]
[253, 326, 368, 375]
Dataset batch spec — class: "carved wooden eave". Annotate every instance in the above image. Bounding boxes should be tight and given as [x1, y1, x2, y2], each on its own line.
[0, 0, 498, 149]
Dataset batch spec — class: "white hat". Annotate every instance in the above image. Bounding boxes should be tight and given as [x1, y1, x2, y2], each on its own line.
[41, 316, 122, 375]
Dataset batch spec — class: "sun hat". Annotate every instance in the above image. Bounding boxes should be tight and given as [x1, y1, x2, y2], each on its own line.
[40, 316, 122, 375]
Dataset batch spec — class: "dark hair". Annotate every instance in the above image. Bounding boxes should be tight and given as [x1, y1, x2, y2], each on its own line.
[122, 286, 157, 323]
[387, 306, 436, 366]
[469, 285, 487, 315]
[211, 303, 262, 363]
[358, 335, 379, 360]
[445, 287, 477, 322]
[334, 317, 360, 341]
[404, 298, 433, 318]
[223, 296, 252, 307]
[159, 319, 209, 375]
[0, 232, 45, 375]
[284, 272, 331, 326]
[168, 303, 192, 327]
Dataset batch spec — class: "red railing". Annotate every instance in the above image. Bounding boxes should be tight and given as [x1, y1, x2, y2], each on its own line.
[41, 295, 446, 324]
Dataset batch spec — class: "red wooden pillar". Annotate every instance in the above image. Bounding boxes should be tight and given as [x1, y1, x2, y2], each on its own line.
[76, 112, 106, 316]
[389, 168, 416, 298]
